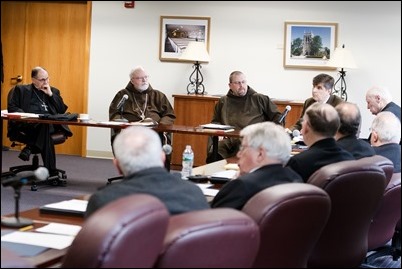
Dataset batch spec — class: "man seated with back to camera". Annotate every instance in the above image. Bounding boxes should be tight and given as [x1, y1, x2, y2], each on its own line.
[287, 73, 343, 134]
[369, 111, 401, 173]
[7, 66, 72, 177]
[206, 71, 282, 163]
[85, 126, 209, 218]
[210, 122, 302, 210]
[334, 102, 376, 159]
[286, 103, 355, 182]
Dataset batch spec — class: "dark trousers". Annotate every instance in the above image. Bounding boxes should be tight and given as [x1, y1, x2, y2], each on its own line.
[9, 122, 56, 172]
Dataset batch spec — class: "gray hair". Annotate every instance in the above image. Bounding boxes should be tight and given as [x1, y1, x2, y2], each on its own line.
[129, 66, 146, 79]
[31, 66, 46, 78]
[371, 111, 401, 144]
[366, 86, 393, 104]
[305, 103, 340, 137]
[113, 126, 164, 176]
[240, 121, 292, 164]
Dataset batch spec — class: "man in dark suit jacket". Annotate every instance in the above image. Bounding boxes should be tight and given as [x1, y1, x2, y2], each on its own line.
[370, 111, 401, 173]
[335, 102, 376, 159]
[7, 66, 72, 176]
[366, 86, 401, 144]
[210, 122, 302, 210]
[286, 103, 354, 182]
[289, 73, 343, 132]
[85, 126, 209, 218]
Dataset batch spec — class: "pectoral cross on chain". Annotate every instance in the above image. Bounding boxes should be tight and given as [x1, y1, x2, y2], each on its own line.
[41, 103, 48, 112]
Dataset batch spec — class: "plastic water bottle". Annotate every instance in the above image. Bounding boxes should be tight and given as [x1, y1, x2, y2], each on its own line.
[181, 145, 194, 179]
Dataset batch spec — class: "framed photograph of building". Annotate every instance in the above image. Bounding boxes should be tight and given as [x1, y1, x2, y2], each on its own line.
[160, 16, 211, 62]
[284, 21, 338, 70]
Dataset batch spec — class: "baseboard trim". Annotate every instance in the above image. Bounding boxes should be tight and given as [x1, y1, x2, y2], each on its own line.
[86, 150, 114, 159]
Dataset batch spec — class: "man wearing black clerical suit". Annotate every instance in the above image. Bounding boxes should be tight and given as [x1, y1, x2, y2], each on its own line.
[335, 102, 376, 159]
[211, 122, 302, 210]
[7, 66, 72, 176]
[286, 103, 354, 182]
[370, 111, 401, 173]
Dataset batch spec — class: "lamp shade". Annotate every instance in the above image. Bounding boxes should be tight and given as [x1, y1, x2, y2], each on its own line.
[327, 45, 357, 69]
[180, 41, 210, 62]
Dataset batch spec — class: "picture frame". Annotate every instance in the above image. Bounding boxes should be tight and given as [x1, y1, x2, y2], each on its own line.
[159, 16, 211, 62]
[284, 21, 338, 70]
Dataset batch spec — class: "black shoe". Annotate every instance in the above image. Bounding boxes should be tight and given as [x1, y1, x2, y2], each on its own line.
[18, 147, 31, 161]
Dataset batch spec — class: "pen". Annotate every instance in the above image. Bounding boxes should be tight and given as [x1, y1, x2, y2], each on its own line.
[19, 225, 34, 232]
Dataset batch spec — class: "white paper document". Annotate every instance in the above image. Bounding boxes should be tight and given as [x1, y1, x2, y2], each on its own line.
[202, 188, 219, 197]
[211, 170, 238, 179]
[1, 231, 75, 250]
[35, 223, 82, 236]
[4, 112, 40, 118]
[200, 123, 235, 130]
[40, 199, 88, 215]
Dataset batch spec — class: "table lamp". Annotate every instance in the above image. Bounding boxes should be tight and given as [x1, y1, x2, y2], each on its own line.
[327, 44, 357, 100]
[180, 40, 210, 94]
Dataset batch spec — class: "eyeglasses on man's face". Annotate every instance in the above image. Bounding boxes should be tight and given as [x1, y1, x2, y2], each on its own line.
[239, 144, 254, 152]
[231, 80, 247, 85]
[133, 76, 149, 81]
[34, 77, 49, 83]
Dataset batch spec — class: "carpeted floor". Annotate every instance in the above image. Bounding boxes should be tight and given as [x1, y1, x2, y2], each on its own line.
[1, 149, 400, 268]
[1, 150, 117, 215]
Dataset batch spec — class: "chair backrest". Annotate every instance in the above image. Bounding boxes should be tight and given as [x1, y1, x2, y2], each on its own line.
[155, 208, 260, 268]
[61, 194, 169, 268]
[307, 158, 386, 268]
[242, 183, 331, 268]
[1, 247, 34, 268]
[359, 155, 395, 186]
[368, 172, 401, 250]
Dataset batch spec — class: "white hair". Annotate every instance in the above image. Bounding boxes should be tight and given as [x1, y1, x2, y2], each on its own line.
[240, 121, 292, 164]
[371, 111, 401, 144]
[113, 126, 164, 176]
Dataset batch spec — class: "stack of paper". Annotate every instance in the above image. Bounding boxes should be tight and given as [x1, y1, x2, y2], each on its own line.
[200, 123, 235, 130]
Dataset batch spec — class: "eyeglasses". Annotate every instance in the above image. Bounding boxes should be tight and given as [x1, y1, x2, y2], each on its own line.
[133, 76, 149, 81]
[231, 80, 247, 85]
[239, 144, 254, 152]
[34, 77, 49, 83]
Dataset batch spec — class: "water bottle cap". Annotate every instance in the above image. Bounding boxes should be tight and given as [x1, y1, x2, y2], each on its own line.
[186, 145, 191, 149]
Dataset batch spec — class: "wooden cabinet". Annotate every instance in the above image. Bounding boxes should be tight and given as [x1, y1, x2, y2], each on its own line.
[272, 99, 305, 129]
[172, 94, 220, 167]
[172, 94, 304, 167]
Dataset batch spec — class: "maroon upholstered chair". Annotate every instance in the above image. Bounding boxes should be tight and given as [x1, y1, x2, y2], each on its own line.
[307, 158, 387, 268]
[61, 194, 169, 268]
[358, 155, 395, 186]
[242, 183, 331, 268]
[1, 247, 34, 268]
[365, 172, 401, 263]
[155, 208, 260, 268]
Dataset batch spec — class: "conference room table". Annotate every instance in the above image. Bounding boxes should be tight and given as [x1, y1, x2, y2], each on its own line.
[1, 114, 241, 172]
[1, 206, 85, 267]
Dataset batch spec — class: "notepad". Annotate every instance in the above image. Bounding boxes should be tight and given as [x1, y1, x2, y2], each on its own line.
[39, 199, 88, 216]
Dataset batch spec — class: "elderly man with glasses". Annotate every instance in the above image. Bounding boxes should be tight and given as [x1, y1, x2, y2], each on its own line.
[7, 66, 72, 177]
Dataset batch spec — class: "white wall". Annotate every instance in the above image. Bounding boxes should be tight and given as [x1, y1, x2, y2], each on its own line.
[87, 1, 401, 157]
